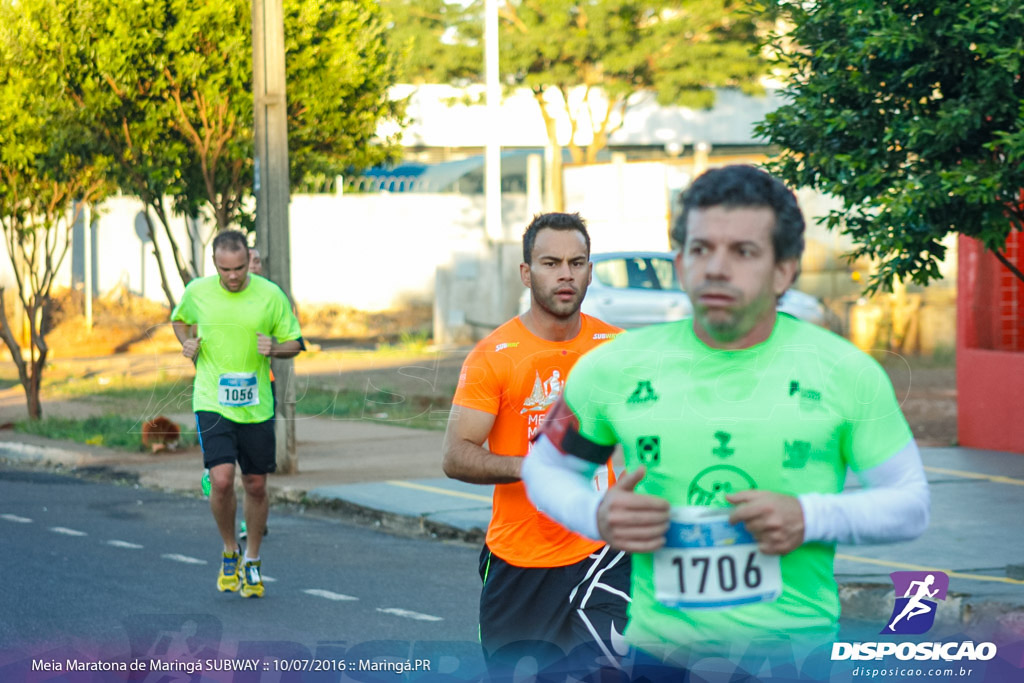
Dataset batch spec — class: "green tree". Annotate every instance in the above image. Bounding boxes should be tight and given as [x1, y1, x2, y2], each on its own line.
[382, 0, 480, 83]
[80, 0, 405, 307]
[388, 0, 770, 208]
[0, 0, 111, 419]
[493, 1, 768, 164]
[757, 0, 1024, 293]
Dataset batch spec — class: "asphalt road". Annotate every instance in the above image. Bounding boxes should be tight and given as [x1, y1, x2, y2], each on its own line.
[0, 466, 487, 680]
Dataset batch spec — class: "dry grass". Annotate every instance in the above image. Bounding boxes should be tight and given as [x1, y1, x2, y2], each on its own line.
[0, 287, 434, 360]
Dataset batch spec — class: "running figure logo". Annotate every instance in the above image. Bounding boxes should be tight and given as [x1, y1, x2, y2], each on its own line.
[882, 571, 949, 635]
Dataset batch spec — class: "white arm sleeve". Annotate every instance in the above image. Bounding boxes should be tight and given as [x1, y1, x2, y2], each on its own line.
[799, 440, 930, 545]
[521, 434, 603, 541]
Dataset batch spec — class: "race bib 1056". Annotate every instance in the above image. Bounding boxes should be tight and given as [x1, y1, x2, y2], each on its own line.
[653, 506, 781, 610]
[218, 373, 259, 408]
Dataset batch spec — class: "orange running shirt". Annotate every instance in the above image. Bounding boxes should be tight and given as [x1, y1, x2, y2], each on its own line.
[452, 313, 622, 567]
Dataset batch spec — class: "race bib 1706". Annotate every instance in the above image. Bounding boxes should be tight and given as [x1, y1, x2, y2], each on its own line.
[217, 373, 259, 408]
[653, 506, 781, 610]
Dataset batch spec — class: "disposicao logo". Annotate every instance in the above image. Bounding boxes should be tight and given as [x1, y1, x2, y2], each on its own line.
[882, 570, 949, 635]
[831, 570, 998, 662]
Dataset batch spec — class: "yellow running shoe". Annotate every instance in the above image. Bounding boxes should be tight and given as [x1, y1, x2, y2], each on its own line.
[240, 559, 264, 598]
[217, 549, 242, 592]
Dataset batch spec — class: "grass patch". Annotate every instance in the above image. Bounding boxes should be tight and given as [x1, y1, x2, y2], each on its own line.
[15, 415, 198, 451]
[47, 376, 194, 414]
[296, 386, 449, 430]
[373, 330, 433, 356]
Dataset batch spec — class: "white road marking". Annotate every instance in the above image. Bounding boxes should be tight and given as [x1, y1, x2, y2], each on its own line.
[161, 554, 207, 565]
[376, 608, 443, 622]
[50, 527, 87, 536]
[303, 589, 358, 601]
[106, 540, 144, 549]
[1, 514, 32, 523]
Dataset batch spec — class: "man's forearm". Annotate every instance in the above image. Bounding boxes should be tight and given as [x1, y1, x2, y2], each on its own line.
[171, 320, 193, 344]
[521, 435, 602, 539]
[270, 339, 302, 359]
[442, 439, 523, 485]
[799, 440, 929, 545]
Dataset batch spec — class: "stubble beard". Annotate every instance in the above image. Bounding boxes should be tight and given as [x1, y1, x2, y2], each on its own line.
[533, 287, 585, 320]
[697, 292, 776, 344]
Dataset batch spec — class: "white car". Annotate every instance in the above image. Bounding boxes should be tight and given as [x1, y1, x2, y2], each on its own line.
[519, 251, 836, 330]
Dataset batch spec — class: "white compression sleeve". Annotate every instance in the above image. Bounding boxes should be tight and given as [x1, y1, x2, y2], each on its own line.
[521, 434, 603, 541]
[799, 440, 930, 545]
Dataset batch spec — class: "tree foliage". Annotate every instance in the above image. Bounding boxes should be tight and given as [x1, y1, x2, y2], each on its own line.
[46, 0, 405, 307]
[383, 0, 480, 83]
[0, 0, 111, 418]
[388, 0, 770, 164]
[757, 0, 1024, 293]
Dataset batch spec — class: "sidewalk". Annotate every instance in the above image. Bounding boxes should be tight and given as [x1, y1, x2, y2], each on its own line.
[2, 415, 1023, 640]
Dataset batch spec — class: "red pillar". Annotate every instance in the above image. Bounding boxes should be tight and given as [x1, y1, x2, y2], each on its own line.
[956, 233, 1024, 453]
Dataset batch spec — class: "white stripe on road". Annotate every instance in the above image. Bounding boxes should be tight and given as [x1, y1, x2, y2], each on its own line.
[304, 589, 358, 601]
[50, 527, 87, 536]
[106, 540, 144, 549]
[376, 608, 443, 622]
[1, 514, 32, 523]
[161, 554, 207, 565]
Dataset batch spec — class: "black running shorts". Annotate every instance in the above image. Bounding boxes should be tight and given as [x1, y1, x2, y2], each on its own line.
[195, 411, 276, 475]
[478, 544, 631, 675]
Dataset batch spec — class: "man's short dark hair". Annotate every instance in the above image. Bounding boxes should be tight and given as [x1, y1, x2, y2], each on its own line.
[522, 212, 591, 264]
[671, 165, 805, 264]
[212, 230, 249, 255]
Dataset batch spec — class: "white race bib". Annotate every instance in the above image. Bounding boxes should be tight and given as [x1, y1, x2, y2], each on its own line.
[592, 464, 610, 492]
[218, 373, 259, 407]
[653, 506, 781, 610]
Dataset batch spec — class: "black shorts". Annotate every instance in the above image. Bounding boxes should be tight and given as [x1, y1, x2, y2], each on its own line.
[478, 544, 631, 675]
[195, 411, 276, 475]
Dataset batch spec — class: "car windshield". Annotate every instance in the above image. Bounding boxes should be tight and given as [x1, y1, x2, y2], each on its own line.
[593, 256, 681, 291]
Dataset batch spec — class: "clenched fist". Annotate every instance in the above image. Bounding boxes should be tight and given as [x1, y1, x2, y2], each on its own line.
[181, 337, 201, 361]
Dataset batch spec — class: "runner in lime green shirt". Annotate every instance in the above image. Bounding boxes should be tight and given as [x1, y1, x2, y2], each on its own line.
[171, 230, 302, 599]
[172, 271, 299, 423]
[522, 166, 929, 671]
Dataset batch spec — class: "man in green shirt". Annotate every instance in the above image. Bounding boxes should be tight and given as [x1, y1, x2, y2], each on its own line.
[171, 230, 303, 598]
[522, 165, 929, 674]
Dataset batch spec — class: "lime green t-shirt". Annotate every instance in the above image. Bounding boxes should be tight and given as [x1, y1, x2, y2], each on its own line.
[171, 274, 301, 423]
[562, 314, 913, 653]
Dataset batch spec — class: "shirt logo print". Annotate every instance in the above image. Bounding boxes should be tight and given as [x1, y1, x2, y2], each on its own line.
[712, 431, 734, 458]
[637, 436, 661, 465]
[521, 370, 563, 414]
[627, 380, 658, 405]
[783, 440, 812, 469]
[789, 380, 822, 403]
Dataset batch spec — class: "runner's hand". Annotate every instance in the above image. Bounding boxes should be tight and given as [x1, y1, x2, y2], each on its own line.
[181, 337, 201, 361]
[597, 467, 670, 552]
[256, 333, 273, 356]
[727, 490, 804, 555]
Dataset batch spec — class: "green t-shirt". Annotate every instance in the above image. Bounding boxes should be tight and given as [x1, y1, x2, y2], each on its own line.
[171, 274, 301, 423]
[562, 314, 913, 653]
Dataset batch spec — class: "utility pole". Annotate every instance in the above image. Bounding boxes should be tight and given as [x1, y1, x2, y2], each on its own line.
[484, 0, 502, 243]
[252, 0, 298, 473]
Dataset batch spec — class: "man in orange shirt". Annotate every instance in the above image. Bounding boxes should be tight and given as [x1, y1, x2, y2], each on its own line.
[443, 212, 629, 675]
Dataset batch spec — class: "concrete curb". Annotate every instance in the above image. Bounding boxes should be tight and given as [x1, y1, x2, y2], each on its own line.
[0, 440, 98, 468]
[302, 493, 487, 545]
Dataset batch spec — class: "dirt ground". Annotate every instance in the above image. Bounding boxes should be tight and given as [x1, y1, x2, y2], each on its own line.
[0, 289, 958, 446]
